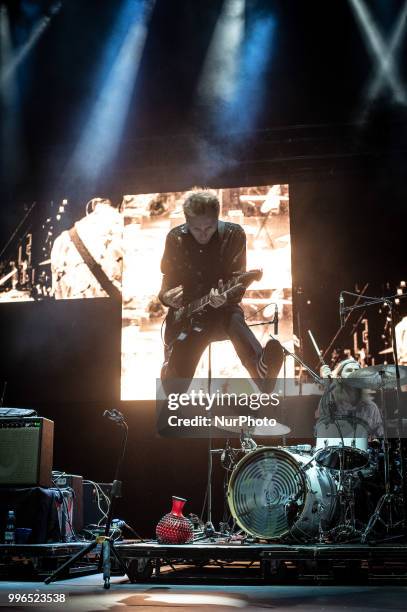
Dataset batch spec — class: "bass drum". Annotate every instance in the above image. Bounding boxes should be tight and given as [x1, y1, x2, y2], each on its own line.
[227, 447, 337, 541]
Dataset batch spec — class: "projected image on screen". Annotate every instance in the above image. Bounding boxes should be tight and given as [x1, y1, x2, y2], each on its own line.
[121, 185, 293, 400]
[0, 198, 124, 303]
[50, 198, 123, 300]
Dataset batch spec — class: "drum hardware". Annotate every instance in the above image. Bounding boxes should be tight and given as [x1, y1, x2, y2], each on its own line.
[204, 343, 222, 538]
[319, 283, 370, 368]
[240, 430, 257, 452]
[308, 330, 373, 541]
[361, 370, 404, 542]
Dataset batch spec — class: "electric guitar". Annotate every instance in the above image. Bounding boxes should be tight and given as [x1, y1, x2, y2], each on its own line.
[167, 269, 263, 341]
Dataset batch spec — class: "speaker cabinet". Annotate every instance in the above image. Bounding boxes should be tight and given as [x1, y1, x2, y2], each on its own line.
[0, 417, 54, 487]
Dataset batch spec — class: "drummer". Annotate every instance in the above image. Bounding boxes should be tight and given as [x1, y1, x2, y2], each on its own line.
[316, 357, 384, 444]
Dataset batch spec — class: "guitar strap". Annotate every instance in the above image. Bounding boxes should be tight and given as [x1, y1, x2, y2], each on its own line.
[68, 225, 122, 302]
[217, 220, 226, 237]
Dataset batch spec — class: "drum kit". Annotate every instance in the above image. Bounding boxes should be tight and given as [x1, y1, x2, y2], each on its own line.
[219, 363, 407, 544]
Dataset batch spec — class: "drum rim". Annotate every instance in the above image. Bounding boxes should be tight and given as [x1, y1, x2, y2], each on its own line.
[314, 445, 369, 472]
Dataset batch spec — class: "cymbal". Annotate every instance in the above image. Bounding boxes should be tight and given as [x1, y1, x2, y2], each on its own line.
[378, 347, 394, 355]
[219, 422, 291, 437]
[345, 364, 407, 390]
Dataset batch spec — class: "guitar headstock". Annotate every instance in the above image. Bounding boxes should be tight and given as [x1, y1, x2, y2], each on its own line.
[240, 269, 263, 286]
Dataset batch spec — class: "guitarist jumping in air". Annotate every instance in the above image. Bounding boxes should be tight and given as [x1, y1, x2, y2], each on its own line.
[158, 190, 283, 393]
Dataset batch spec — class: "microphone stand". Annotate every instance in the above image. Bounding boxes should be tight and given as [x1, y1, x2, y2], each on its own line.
[319, 283, 370, 367]
[45, 409, 133, 589]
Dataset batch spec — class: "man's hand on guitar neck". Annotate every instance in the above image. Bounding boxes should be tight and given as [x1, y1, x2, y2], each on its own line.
[209, 279, 227, 308]
[209, 279, 246, 308]
[162, 285, 183, 308]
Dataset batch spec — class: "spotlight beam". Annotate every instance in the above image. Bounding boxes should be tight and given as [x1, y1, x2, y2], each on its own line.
[197, 0, 246, 105]
[349, 0, 407, 104]
[68, 0, 155, 186]
[0, 1, 63, 91]
[367, 1, 407, 102]
[0, 5, 21, 180]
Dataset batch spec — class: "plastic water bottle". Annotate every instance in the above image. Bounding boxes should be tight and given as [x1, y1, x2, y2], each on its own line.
[4, 510, 16, 545]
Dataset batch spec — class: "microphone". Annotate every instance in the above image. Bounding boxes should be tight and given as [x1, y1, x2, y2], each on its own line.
[339, 293, 345, 327]
[274, 304, 279, 335]
[103, 409, 124, 424]
[0, 381, 7, 408]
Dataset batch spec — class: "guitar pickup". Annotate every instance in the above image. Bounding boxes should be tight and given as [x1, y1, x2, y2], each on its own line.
[177, 331, 189, 341]
[192, 323, 204, 333]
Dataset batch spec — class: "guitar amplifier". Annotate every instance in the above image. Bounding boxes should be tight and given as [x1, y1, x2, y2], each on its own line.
[0, 417, 54, 487]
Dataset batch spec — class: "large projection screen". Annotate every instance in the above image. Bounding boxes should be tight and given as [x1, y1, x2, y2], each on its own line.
[0, 184, 293, 403]
[121, 185, 293, 400]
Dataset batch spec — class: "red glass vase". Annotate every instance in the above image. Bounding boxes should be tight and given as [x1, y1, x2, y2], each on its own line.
[156, 496, 194, 544]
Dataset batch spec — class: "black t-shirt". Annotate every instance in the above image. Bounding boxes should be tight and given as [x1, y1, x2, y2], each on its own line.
[159, 221, 246, 305]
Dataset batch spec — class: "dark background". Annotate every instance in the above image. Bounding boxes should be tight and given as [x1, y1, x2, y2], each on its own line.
[0, 0, 406, 535]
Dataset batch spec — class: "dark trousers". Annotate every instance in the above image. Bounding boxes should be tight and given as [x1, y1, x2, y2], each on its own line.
[161, 306, 263, 385]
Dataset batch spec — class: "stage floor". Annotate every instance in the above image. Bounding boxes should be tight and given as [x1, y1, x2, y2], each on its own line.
[2, 540, 407, 585]
[1, 574, 407, 611]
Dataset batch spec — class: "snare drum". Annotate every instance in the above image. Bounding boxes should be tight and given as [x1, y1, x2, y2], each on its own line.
[227, 446, 337, 541]
[315, 445, 370, 473]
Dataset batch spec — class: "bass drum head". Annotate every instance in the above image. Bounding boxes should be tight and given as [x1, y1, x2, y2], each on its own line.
[227, 447, 306, 539]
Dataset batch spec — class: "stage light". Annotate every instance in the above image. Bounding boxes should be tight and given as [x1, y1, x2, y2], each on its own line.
[348, 0, 407, 108]
[68, 0, 156, 187]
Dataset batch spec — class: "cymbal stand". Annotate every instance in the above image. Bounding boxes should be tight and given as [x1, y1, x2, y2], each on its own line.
[206, 342, 214, 531]
[307, 329, 359, 540]
[203, 343, 222, 538]
[361, 372, 403, 542]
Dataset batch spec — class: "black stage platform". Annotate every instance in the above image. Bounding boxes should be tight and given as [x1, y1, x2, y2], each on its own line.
[2, 540, 407, 584]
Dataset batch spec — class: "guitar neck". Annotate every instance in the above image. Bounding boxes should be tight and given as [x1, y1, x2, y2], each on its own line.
[180, 277, 242, 321]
